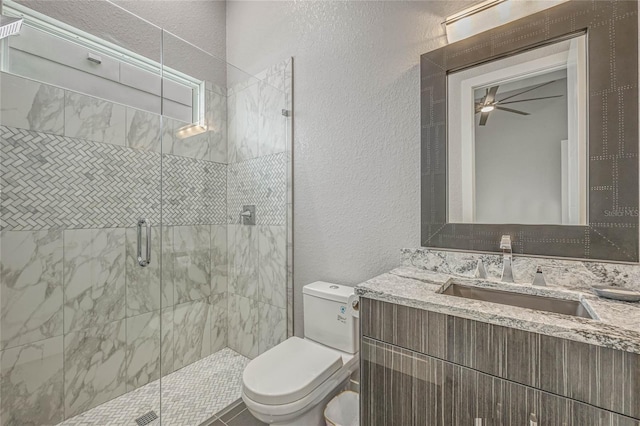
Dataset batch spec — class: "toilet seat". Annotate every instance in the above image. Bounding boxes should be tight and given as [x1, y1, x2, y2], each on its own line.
[242, 337, 343, 405]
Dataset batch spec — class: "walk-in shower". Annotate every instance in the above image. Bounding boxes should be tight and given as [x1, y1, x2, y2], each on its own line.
[0, 1, 293, 425]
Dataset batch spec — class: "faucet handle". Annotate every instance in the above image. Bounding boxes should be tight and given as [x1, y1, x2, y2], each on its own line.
[532, 265, 546, 287]
[474, 259, 487, 279]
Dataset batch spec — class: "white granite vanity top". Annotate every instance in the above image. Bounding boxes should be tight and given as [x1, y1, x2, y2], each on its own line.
[356, 266, 640, 354]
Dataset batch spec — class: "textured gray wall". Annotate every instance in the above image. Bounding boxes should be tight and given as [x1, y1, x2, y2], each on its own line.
[114, 0, 226, 60]
[14, 0, 226, 61]
[226, 1, 476, 335]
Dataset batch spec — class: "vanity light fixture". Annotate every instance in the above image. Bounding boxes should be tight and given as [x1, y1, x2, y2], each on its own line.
[176, 123, 207, 139]
[444, 0, 569, 43]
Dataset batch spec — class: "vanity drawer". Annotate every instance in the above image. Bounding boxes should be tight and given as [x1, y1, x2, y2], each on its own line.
[361, 336, 640, 426]
[360, 298, 640, 420]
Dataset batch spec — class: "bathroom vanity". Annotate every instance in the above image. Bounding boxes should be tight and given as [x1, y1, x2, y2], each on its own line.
[390, 0, 640, 421]
[356, 262, 640, 425]
[369, 0, 640, 422]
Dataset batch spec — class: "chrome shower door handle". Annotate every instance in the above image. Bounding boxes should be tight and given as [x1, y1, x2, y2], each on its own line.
[137, 218, 151, 267]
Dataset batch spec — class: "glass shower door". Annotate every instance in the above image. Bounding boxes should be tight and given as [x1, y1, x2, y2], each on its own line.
[0, 1, 164, 424]
[158, 31, 239, 423]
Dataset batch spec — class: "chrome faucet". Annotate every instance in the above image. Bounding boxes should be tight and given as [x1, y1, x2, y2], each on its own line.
[500, 235, 514, 283]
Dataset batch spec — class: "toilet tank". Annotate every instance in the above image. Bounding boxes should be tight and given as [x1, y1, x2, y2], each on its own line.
[303, 282, 359, 354]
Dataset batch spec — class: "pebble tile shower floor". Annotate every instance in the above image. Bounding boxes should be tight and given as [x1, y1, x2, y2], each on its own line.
[58, 348, 249, 426]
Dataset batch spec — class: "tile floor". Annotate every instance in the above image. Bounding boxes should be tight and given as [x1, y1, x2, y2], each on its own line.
[202, 401, 266, 426]
[58, 348, 250, 426]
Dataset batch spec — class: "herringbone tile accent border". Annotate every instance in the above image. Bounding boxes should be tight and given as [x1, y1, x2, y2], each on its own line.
[1, 126, 161, 230]
[162, 154, 226, 226]
[0, 126, 228, 230]
[227, 153, 286, 226]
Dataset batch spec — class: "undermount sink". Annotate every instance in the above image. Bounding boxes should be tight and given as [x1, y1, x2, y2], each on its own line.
[439, 283, 595, 319]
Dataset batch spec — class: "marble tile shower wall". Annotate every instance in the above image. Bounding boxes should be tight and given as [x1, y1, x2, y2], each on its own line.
[0, 72, 229, 425]
[225, 59, 291, 359]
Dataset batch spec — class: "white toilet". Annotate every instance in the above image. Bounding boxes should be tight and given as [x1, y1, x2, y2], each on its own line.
[242, 282, 359, 426]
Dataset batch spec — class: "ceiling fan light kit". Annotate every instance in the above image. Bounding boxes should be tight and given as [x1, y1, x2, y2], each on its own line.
[474, 80, 563, 126]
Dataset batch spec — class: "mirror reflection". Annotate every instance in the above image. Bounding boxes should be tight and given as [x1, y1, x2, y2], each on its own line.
[448, 34, 587, 225]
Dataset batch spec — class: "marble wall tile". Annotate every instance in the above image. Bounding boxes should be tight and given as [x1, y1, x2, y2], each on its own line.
[228, 81, 259, 163]
[258, 81, 286, 157]
[287, 204, 294, 338]
[173, 299, 211, 370]
[0, 73, 64, 135]
[258, 226, 286, 309]
[284, 58, 293, 338]
[284, 59, 293, 109]
[211, 225, 228, 295]
[264, 61, 287, 92]
[228, 225, 259, 300]
[227, 92, 238, 164]
[161, 227, 175, 309]
[286, 150, 293, 204]
[258, 302, 286, 355]
[210, 292, 228, 354]
[207, 81, 227, 97]
[163, 117, 210, 160]
[175, 129, 211, 161]
[63, 228, 126, 333]
[125, 227, 162, 317]
[0, 230, 63, 350]
[64, 92, 125, 146]
[173, 225, 211, 305]
[63, 319, 127, 418]
[126, 108, 161, 152]
[160, 307, 175, 377]
[227, 294, 259, 359]
[207, 90, 227, 164]
[125, 311, 160, 391]
[0, 336, 64, 426]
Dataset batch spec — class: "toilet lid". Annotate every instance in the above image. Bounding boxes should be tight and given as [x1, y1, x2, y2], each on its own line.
[243, 337, 343, 405]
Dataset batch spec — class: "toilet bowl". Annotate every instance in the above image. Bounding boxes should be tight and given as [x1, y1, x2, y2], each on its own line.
[242, 337, 359, 425]
[241, 282, 359, 426]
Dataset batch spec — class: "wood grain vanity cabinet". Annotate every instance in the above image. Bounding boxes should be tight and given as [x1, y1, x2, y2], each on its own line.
[360, 298, 640, 426]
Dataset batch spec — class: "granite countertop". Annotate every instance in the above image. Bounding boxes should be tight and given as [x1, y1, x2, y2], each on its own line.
[355, 266, 640, 354]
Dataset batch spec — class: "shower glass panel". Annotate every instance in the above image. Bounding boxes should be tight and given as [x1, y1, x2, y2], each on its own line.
[159, 31, 291, 424]
[0, 1, 163, 424]
[0, 1, 292, 423]
[158, 31, 242, 421]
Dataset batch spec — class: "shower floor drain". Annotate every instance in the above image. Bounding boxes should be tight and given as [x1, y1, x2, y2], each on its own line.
[135, 411, 158, 426]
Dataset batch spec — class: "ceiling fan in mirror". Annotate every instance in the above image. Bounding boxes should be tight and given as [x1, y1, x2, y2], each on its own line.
[475, 80, 563, 126]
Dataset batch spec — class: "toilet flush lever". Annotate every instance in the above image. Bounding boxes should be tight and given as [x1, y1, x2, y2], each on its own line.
[351, 299, 359, 311]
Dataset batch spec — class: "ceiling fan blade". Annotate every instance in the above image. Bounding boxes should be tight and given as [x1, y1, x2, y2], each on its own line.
[484, 85, 499, 105]
[498, 95, 564, 105]
[497, 80, 557, 103]
[479, 111, 490, 125]
[495, 106, 530, 115]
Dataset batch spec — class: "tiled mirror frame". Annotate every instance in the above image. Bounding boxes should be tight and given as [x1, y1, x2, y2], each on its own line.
[421, 0, 639, 262]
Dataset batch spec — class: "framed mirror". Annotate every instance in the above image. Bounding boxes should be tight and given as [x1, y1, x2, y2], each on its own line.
[421, 1, 638, 262]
